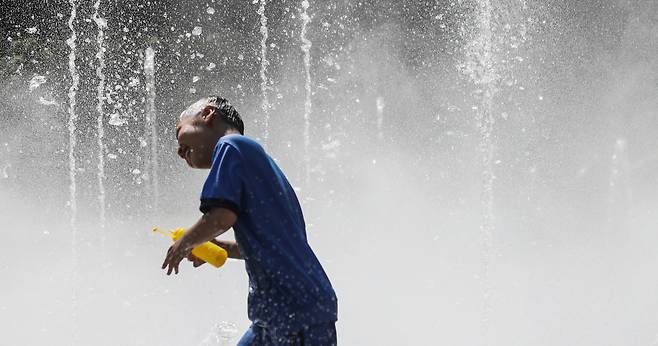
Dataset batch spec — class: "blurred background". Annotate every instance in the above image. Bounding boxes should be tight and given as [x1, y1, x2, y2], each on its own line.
[1, 0, 657, 345]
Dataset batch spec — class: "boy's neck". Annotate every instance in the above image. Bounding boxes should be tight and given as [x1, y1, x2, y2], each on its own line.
[222, 128, 241, 137]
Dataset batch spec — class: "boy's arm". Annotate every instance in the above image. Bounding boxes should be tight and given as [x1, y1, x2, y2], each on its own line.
[161, 207, 237, 275]
[188, 239, 242, 267]
[180, 207, 237, 248]
[210, 239, 243, 259]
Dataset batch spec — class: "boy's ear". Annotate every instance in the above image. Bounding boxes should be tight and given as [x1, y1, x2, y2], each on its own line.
[201, 106, 217, 124]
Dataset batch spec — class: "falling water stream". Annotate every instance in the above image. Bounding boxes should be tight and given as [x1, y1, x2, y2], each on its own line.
[65, 0, 79, 343]
[144, 47, 158, 209]
[3, 2, 658, 345]
[257, 0, 270, 142]
[66, 0, 78, 250]
[300, 0, 312, 184]
[461, 0, 498, 343]
[92, 0, 107, 232]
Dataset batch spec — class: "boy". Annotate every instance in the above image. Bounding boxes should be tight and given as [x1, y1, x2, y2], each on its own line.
[161, 96, 338, 345]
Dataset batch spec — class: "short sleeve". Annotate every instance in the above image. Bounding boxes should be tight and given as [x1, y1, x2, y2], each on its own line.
[200, 142, 243, 214]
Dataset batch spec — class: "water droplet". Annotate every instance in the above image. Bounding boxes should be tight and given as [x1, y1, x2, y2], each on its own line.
[376, 97, 384, 112]
[28, 75, 46, 91]
[192, 26, 203, 36]
[128, 77, 140, 87]
[1, 163, 10, 178]
[206, 7, 215, 15]
[38, 97, 58, 106]
[108, 114, 127, 126]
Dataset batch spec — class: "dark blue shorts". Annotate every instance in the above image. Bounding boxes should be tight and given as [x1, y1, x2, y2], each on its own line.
[237, 322, 337, 346]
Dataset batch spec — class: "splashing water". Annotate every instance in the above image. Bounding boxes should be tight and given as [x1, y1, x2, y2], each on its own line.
[93, 0, 107, 232]
[300, 0, 312, 184]
[108, 113, 127, 126]
[257, 0, 271, 142]
[198, 321, 239, 346]
[38, 96, 59, 106]
[28, 75, 46, 91]
[66, 0, 79, 343]
[144, 47, 158, 210]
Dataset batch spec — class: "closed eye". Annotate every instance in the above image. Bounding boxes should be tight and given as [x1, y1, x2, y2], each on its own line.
[177, 145, 189, 159]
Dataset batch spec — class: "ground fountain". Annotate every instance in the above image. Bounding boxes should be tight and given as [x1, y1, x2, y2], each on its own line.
[1, 1, 657, 345]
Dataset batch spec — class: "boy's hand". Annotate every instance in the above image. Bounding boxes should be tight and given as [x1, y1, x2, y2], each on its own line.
[187, 253, 206, 267]
[161, 238, 192, 275]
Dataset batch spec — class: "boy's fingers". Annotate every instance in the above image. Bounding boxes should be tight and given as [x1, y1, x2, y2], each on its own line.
[167, 258, 179, 275]
[162, 247, 173, 269]
[187, 253, 206, 267]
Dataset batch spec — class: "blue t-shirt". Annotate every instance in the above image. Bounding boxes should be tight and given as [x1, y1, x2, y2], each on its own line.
[200, 134, 338, 333]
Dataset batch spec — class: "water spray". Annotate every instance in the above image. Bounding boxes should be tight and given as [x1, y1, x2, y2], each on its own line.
[258, 0, 271, 142]
[300, 0, 312, 185]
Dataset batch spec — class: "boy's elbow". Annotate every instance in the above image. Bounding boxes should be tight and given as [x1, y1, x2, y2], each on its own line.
[204, 207, 238, 231]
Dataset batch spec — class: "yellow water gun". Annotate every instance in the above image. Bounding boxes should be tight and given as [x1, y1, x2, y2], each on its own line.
[152, 227, 228, 268]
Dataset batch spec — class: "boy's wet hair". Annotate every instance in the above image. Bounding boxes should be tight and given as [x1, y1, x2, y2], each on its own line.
[207, 96, 244, 135]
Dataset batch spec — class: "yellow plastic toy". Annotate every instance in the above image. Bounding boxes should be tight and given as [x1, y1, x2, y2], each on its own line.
[153, 227, 228, 268]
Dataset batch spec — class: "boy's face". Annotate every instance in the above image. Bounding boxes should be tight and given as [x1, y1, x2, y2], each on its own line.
[175, 113, 215, 169]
